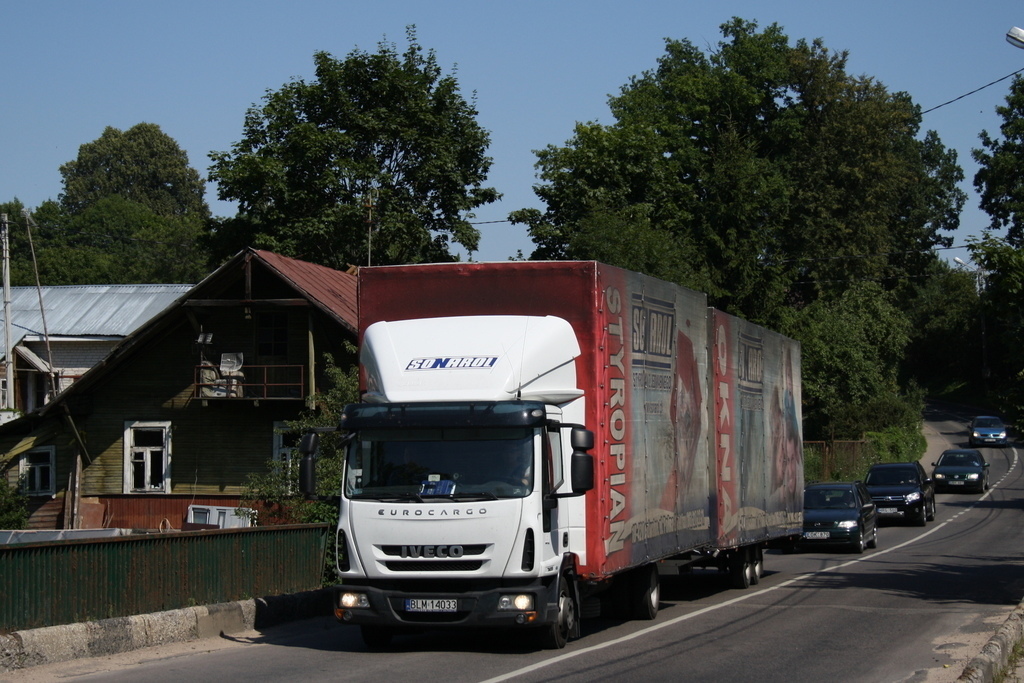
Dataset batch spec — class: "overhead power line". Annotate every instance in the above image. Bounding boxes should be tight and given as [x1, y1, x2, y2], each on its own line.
[922, 67, 1024, 115]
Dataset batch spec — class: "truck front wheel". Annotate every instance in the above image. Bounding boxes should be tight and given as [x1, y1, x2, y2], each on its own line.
[540, 576, 576, 649]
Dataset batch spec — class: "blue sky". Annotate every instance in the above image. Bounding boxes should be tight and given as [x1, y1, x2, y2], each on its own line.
[4, 1, 1024, 264]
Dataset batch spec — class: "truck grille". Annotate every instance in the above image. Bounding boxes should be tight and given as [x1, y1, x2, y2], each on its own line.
[385, 560, 483, 572]
[380, 544, 487, 556]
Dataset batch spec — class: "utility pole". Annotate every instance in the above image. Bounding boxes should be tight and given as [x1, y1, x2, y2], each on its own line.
[1, 213, 11, 410]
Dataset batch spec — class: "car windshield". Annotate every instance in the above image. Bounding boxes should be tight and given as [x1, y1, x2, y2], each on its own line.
[865, 468, 918, 486]
[939, 453, 980, 467]
[804, 488, 857, 509]
[974, 418, 1003, 428]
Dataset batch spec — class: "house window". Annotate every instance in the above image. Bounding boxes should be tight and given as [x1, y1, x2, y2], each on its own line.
[274, 421, 300, 488]
[20, 446, 55, 496]
[257, 312, 289, 360]
[123, 421, 171, 493]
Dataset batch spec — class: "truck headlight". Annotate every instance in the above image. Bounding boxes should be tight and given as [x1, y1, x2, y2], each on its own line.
[498, 594, 534, 611]
[340, 592, 370, 609]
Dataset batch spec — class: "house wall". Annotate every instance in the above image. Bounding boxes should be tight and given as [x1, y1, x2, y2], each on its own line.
[77, 314, 310, 497]
[0, 303, 354, 531]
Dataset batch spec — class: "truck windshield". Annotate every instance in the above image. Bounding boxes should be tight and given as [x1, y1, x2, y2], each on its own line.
[345, 427, 536, 500]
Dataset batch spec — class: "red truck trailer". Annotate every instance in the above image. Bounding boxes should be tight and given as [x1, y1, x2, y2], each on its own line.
[299, 261, 803, 649]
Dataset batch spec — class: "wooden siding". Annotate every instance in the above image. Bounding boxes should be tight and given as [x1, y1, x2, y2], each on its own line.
[78, 322, 308, 497]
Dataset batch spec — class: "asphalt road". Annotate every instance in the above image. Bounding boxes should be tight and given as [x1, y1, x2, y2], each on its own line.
[6, 404, 1022, 683]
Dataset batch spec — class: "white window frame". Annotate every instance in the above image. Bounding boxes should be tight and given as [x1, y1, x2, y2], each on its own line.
[20, 446, 55, 496]
[123, 420, 172, 494]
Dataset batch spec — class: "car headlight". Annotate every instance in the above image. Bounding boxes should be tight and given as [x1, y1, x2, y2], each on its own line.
[997, 432, 1006, 438]
[934, 473, 946, 480]
[905, 491, 922, 503]
[967, 473, 980, 480]
[837, 520, 858, 529]
[973, 431, 981, 438]
[339, 592, 370, 609]
[498, 594, 534, 611]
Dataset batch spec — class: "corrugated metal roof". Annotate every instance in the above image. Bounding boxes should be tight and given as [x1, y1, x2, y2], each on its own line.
[0, 284, 191, 358]
[253, 250, 358, 333]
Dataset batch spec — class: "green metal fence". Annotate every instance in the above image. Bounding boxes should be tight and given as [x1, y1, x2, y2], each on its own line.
[0, 524, 329, 633]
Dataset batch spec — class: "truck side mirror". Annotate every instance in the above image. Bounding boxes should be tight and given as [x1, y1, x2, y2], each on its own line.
[299, 455, 316, 496]
[570, 427, 595, 493]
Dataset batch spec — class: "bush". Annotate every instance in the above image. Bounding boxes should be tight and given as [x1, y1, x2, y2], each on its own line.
[0, 478, 29, 529]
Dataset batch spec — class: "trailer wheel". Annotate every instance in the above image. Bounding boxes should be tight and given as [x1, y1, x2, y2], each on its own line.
[750, 546, 763, 585]
[630, 564, 660, 620]
[729, 549, 752, 589]
[360, 625, 394, 650]
[541, 576, 575, 649]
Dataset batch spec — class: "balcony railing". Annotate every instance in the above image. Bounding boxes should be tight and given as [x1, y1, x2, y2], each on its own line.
[194, 364, 305, 401]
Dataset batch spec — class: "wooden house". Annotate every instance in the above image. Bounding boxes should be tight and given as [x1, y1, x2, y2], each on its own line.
[0, 248, 358, 530]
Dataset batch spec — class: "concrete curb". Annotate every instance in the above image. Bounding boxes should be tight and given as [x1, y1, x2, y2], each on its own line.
[958, 602, 1024, 682]
[0, 589, 332, 674]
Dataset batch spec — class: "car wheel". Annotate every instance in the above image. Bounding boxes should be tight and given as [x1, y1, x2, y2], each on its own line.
[915, 505, 927, 527]
[850, 528, 865, 554]
[866, 526, 878, 549]
[926, 497, 935, 522]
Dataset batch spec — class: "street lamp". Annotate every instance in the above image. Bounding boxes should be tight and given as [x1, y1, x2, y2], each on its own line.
[953, 257, 989, 386]
[1008, 26, 1024, 49]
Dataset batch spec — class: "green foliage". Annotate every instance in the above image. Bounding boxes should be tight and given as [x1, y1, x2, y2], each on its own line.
[514, 18, 964, 321]
[0, 477, 29, 530]
[7, 122, 212, 286]
[209, 27, 499, 269]
[900, 259, 980, 396]
[970, 238, 1024, 421]
[59, 123, 209, 220]
[778, 282, 912, 439]
[10, 197, 208, 285]
[865, 425, 927, 465]
[974, 74, 1024, 247]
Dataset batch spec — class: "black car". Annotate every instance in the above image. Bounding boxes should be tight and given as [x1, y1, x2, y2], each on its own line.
[863, 461, 935, 526]
[932, 448, 990, 493]
[801, 481, 878, 553]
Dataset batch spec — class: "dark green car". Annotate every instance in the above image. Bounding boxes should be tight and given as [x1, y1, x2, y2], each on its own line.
[801, 481, 879, 553]
[932, 449, 990, 493]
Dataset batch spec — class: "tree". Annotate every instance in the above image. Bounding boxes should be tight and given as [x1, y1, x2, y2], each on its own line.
[8, 123, 213, 286]
[209, 28, 499, 269]
[777, 282, 912, 440]
[974, 74, 1024, 247]
[513, 19, 964, 323]
[59, 123, 209, 221]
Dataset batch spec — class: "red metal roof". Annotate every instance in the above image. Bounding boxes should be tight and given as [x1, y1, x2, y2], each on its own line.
[253, 250, 358, 334]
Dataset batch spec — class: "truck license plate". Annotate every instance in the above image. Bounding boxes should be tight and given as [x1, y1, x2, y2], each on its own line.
[803, 531, 830, 540]
[405, 598, 458, 613]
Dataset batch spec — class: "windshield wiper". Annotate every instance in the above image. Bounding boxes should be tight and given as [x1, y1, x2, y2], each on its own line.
[372, 492, 425, 503]
[447, 491, 499, 501]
